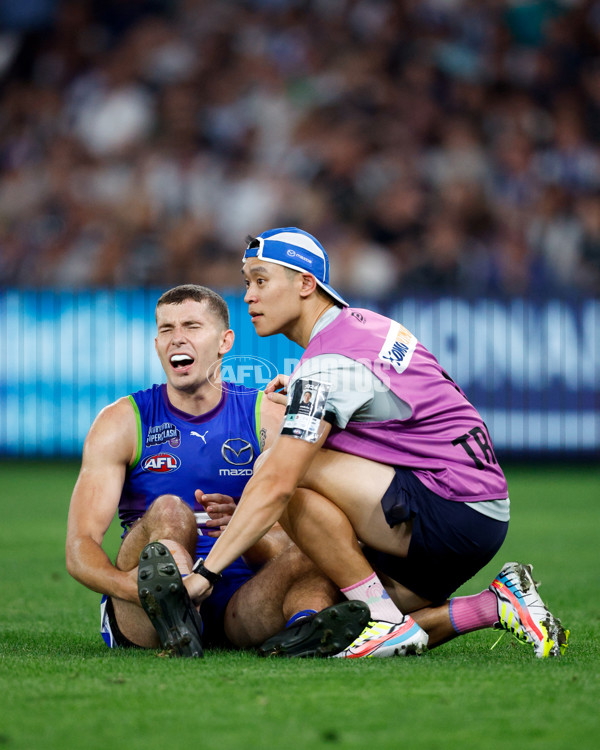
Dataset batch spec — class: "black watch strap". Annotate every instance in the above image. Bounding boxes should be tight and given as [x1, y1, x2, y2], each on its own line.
[192, 558, 222, 586]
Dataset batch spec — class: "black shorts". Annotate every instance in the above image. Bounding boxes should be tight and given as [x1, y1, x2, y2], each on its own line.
[363, 467, 509, 605]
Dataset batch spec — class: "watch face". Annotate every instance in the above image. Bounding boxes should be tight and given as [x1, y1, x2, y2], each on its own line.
[193, 559, 220, 584]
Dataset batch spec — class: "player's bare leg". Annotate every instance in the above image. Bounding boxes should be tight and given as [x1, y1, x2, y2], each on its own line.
[241, 523, 294, 569]
[223, 543, 340, 648]
[110, 494, 197, 647]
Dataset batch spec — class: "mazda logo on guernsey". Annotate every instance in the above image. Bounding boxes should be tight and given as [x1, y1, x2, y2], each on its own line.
[142, 452, 181, 473]
[208, 355, 279, 394]
[221, 438, 254, 465]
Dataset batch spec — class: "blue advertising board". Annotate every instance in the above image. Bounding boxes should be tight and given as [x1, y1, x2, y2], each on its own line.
[0, 290, 597, 457]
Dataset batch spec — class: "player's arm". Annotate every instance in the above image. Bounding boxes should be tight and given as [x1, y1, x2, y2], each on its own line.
[184, 422, 331, 603]
[65, 397, 139, 603]
[258, 390, 286, 451]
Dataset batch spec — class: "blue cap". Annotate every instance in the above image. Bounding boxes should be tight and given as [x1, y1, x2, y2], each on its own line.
[243, 227, 348, 307]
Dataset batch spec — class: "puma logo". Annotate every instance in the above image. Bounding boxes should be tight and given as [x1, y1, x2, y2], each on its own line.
[190, 430, 208, 444]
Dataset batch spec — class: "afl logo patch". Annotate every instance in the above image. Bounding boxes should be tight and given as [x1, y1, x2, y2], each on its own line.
[142, 453, 181, 473]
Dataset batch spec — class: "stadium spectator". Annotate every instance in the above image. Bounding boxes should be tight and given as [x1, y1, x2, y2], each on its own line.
[1, 0, 600, 296]
[66, 284, 368, 657]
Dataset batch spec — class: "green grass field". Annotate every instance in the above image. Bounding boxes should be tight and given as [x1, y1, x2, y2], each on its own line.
[1, 460, 599, 750]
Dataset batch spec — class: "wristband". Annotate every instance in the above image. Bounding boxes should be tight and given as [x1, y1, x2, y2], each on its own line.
[192, 558, 222, 586]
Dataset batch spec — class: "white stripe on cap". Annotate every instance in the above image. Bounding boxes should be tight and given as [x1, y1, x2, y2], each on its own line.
[269, 231, 326, 260]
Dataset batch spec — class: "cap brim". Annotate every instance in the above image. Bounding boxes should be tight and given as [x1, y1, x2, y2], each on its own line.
[316, 279, 349, 308]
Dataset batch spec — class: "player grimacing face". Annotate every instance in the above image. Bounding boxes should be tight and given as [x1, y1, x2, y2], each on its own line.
[154, 299, 233, 393]
[242, 258, 303, 338]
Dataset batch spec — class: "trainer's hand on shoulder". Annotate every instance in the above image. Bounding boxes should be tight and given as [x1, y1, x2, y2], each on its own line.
[264, 374, 289, 405]
[195, 489, 236, 537]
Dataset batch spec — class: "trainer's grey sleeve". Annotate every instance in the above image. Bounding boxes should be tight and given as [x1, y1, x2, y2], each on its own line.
[289, 355, 376, 428]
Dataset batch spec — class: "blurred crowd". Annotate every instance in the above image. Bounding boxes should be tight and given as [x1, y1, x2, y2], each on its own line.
[1, 0, 600, 298]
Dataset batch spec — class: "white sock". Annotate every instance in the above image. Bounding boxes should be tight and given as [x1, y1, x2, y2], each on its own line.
[341, 572, 405, 622]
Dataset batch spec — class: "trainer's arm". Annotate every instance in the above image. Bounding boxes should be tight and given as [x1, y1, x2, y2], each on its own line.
[66, 398, 139, 603]
[184, 423, 331, 603]
[199, 394, 285, 536]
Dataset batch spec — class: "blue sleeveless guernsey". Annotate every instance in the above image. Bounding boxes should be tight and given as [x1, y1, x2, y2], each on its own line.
[100, 382, 262, 649]
[121, 382, 262, 560]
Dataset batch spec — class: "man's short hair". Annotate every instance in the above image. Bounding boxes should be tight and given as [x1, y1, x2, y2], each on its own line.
[156, 285, 230, 328]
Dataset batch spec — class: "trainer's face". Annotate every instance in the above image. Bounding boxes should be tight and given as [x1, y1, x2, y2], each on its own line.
[243, 258, 301, 337]
[155, 299, 233, 392]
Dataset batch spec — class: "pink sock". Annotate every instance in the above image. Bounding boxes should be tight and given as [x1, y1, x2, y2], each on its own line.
[341, 573, 405, 622]
[449, 590, 498, 634]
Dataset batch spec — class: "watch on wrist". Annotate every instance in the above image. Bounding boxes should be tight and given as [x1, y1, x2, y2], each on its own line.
[192, 558, 222, 586]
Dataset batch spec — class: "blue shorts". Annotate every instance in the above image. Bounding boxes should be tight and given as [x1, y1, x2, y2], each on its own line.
[363, 467, 509, 605]
[198, 555, 254, 647]
[100, 547, 254, 650]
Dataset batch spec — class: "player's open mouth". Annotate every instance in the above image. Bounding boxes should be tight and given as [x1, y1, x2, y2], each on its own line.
[170, 353, 194, 369]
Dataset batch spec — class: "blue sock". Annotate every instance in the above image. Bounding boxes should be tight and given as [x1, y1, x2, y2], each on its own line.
[286, 609, 317, 628]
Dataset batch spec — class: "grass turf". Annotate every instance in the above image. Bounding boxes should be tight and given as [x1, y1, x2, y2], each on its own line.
[0, 459, 599, 750]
